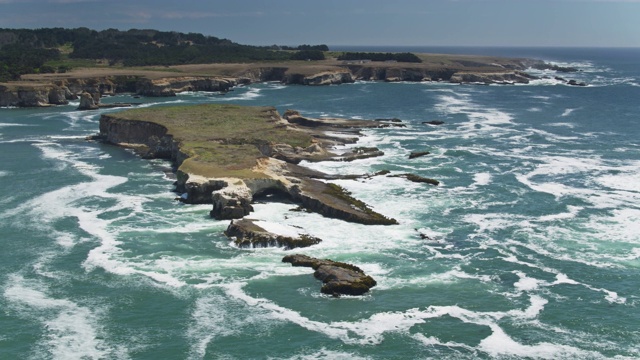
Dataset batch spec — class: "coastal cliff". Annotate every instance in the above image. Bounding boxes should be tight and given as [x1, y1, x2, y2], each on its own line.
[0, 83, 70, 107]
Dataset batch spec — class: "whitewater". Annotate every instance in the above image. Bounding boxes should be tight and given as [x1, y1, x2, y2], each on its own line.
[1, 47, 639, 359]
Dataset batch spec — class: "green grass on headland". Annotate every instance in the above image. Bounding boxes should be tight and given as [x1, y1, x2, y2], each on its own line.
[112, 104, 313, 178]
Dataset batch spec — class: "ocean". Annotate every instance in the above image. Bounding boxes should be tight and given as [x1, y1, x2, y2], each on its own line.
[1, 47, 639, 359]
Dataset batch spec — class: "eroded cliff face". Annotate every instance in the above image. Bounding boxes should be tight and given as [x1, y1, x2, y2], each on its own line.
[134, 77, 238, 97]
[1, 75, 238, 107]
[100, 115, 170, 149]
[0, 84, 70, 107]
[347, 66, 457, 82]
[282, 71, 355, 85]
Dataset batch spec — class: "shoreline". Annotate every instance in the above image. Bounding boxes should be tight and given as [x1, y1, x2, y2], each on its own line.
[0, 53, 582, 108]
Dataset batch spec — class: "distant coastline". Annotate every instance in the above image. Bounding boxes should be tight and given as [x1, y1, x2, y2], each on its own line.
[1, 52, 559, 108]
[0, 28, 595, 108]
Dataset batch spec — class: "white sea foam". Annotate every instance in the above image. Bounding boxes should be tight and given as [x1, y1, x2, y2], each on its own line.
[411, 333, 477, 356]
[215, 87, 262, 101]
[478, 323, 601, 359]
[513, 271, 542, 292]
[277, 349, 373, 360]
[472, 172, 492, 187]
[527, 78, 568, 86]
[249, 199, 421, 258]
[434, 92, 514, 140]
[3, 274, 125, 360]
[547, 121, 576, 128]
[186, 294, 240, 359]
[0, 139, 207, 291]
[536, 206, 582, 222]
[597, 171, 640, 193]
[561, 108, 578, 117]
[0, 122, 34, 127]
[528, 128, 581, 142]
[583, 209, 640, 247]
[224, 280, 559, 356]
[253, 220, 302, 238]
[377, 268, 492, 291]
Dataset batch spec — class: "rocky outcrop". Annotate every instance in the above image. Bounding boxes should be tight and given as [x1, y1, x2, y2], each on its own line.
[98, 115, 177, 160]
[423, 120, 444, 125]
[290, 181, 398, 225]
[283, 71, 354, 86]
[449, 71, 535, 85]
[226, 219, 322, 249]
[98, 110, 399, 226]
[0, 84, 70, 107]
[347, 66, 457, 82]
[47, 86, 69, 105]
[532, 63, 579, 73]
[60, 77, 119, 97]
[78, 91, 99, 110]
[239, 67, 288, 82]
[408, 151, 430, 159]
[567, 79, 587, 87]
[389, 173, 440, 186]
[282, 254, 377, 295]
[210, 182, 255, 219]
[134, 76, 237, 97]
[334, 147, 385, 162]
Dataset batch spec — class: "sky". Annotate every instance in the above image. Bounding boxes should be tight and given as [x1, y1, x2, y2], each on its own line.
[1, 0, 639, 47]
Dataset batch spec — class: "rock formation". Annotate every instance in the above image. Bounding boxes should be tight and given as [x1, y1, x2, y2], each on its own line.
[0, 84, 70, 107]
[389, 173, 440, 186]
[98, 106, 400, 229]
[283, 71, 355, 86]
[422, 120, 445, 125]
[408, 151, 430, 159]
[78, 91, 99, 110]
[134, 76, 237, 97]
[449, 71, 535, 85]
[567, 80, 587, 87]
[226, 219, 322, 249]
[282, 254, 377, 295]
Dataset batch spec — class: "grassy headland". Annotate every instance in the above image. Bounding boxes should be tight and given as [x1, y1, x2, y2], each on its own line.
[111, 104, 312, 178]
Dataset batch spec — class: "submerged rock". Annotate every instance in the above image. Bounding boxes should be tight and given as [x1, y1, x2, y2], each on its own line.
[422, 120, 445, 125]
[567, 80, 587, 87]
[408, 151, 430, 159]
[282, 254, 376, 295]
[389, 173, 440, 186]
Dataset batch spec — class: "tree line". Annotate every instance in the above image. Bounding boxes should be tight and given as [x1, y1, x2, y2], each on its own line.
[337, 52, 422, 63]
[0, 28, 328, 81]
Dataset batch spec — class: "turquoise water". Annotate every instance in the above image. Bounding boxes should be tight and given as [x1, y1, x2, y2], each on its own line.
[1, 48, 639, 359]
